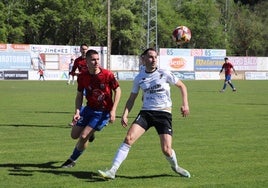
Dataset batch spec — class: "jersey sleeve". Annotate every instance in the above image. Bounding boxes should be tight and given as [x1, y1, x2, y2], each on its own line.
[162, 69, 179, 85]
[108, 71, 120, 90]
[70, 59, 78, 74]
[77, 73, 86, 92]
[131, 74, 141, 94]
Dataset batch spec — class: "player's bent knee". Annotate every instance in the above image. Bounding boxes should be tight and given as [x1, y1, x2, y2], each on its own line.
[124, 135, 134, 145]
[162, 147, 172, 157]
[80, 133, 88, 140]
[70, 133, 79, 139]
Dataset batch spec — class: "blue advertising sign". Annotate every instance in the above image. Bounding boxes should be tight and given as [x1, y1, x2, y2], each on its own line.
[172, 71, 195, 80]
[0, 52, 31, 70]
[194, 56, 225, 71]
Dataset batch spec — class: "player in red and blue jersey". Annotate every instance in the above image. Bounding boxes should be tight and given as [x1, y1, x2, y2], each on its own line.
[219, 57, 237, 92]
[61, 49, 121, 168]
[69, 43, 88, 82]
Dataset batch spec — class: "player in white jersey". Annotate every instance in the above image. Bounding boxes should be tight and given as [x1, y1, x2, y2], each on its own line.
[98, 48, 191, 179]
[67, 58, 75, 85]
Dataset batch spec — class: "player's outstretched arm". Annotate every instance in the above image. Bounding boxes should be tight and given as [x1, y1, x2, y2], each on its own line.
[175, 80, 189, 117]
[110, 87, 121, 123]
[121, 92, 138, 127]
[73, 91, 83, 121]
[233, 67, 238, 75]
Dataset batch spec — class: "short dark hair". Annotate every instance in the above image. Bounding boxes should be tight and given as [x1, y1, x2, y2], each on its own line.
[224, 57, 228, 60]
[80, 43, 88, 47]
[141, 48, 157, 56]
[86, 49, 98, 58]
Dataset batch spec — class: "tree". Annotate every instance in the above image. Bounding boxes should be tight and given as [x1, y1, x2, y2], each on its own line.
[0, 2, 8, 42]
[0, 0, 266, 56]
[0, 0, 28, 43]
[110, 0, 143, 55]
[228, 2, 267, 55]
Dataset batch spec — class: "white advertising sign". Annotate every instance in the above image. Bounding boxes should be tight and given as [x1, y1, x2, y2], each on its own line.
[159, 55, 194, 71]
[245, 72, 268, 80]
[110, 55, 140, 71]
[28, 70, 69, 80]
[195, 72, 220, 80]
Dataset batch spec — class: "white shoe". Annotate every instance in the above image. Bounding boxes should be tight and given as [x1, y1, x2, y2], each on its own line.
[61, 159, 76, 168]
[171, 166, 191, 178]
[98, 169, 115, 179]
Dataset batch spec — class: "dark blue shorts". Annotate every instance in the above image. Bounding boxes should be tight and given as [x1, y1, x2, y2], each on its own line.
[225, 74, 231, 81]
[76, 106, 110, 131]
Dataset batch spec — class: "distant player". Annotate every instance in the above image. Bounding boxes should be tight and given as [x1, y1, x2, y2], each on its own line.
[219, 57, 237, 92]
[69, 44, 88, 83]
[38, 69, 45, 81]
[67, 58, 75, 85]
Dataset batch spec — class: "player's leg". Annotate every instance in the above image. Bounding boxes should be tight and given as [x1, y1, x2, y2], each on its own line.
[61, 125, 84, 168]
[71, 75, 75, 85]
[160, 134, 191, 178]
[61, 126, 94, 168]
[98, 123, 146, 179]
[221, 78, 228, 92]
[62, 107, 92, 168]
[228, 80, 236, 91]
[155, 112, 190, 178]
[67, 74, 71, 84]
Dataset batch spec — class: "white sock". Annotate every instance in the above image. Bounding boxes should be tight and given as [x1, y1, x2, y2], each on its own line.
[166, 149, 179, 168]
[110, 143, 131, 173]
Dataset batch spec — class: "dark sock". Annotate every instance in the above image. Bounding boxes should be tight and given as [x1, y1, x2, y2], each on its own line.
[70, 147, 84, 161]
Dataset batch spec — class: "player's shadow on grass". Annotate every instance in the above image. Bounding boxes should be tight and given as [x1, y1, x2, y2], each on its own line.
[235, 102, 268, 106]
[0, 123, 69, 129]
[116, 174, 175, 179]
[0, 161, 59, 169]
[1, 161, 177, 181]
[33, 110, 73, 114]
[0, 161, 105, 182]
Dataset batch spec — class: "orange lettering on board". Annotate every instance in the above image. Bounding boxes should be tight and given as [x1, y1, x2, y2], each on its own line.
[11, 44, 30, 50]
[170, 57, 186, 69]
[0, 44, 7, 50]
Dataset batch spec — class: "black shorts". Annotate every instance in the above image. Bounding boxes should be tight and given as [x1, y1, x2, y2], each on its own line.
[133, 110, 173, 135]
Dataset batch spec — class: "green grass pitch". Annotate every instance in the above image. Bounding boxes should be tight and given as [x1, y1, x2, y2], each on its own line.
[0, 80, 267, 188]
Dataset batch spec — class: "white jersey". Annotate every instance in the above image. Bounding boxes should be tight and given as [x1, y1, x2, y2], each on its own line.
[68, 62, 74, 72]
[132, 68, 179, 113]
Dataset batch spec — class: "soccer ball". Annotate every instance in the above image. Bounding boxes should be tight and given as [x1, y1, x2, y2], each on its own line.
[172, 26, 191, 44]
